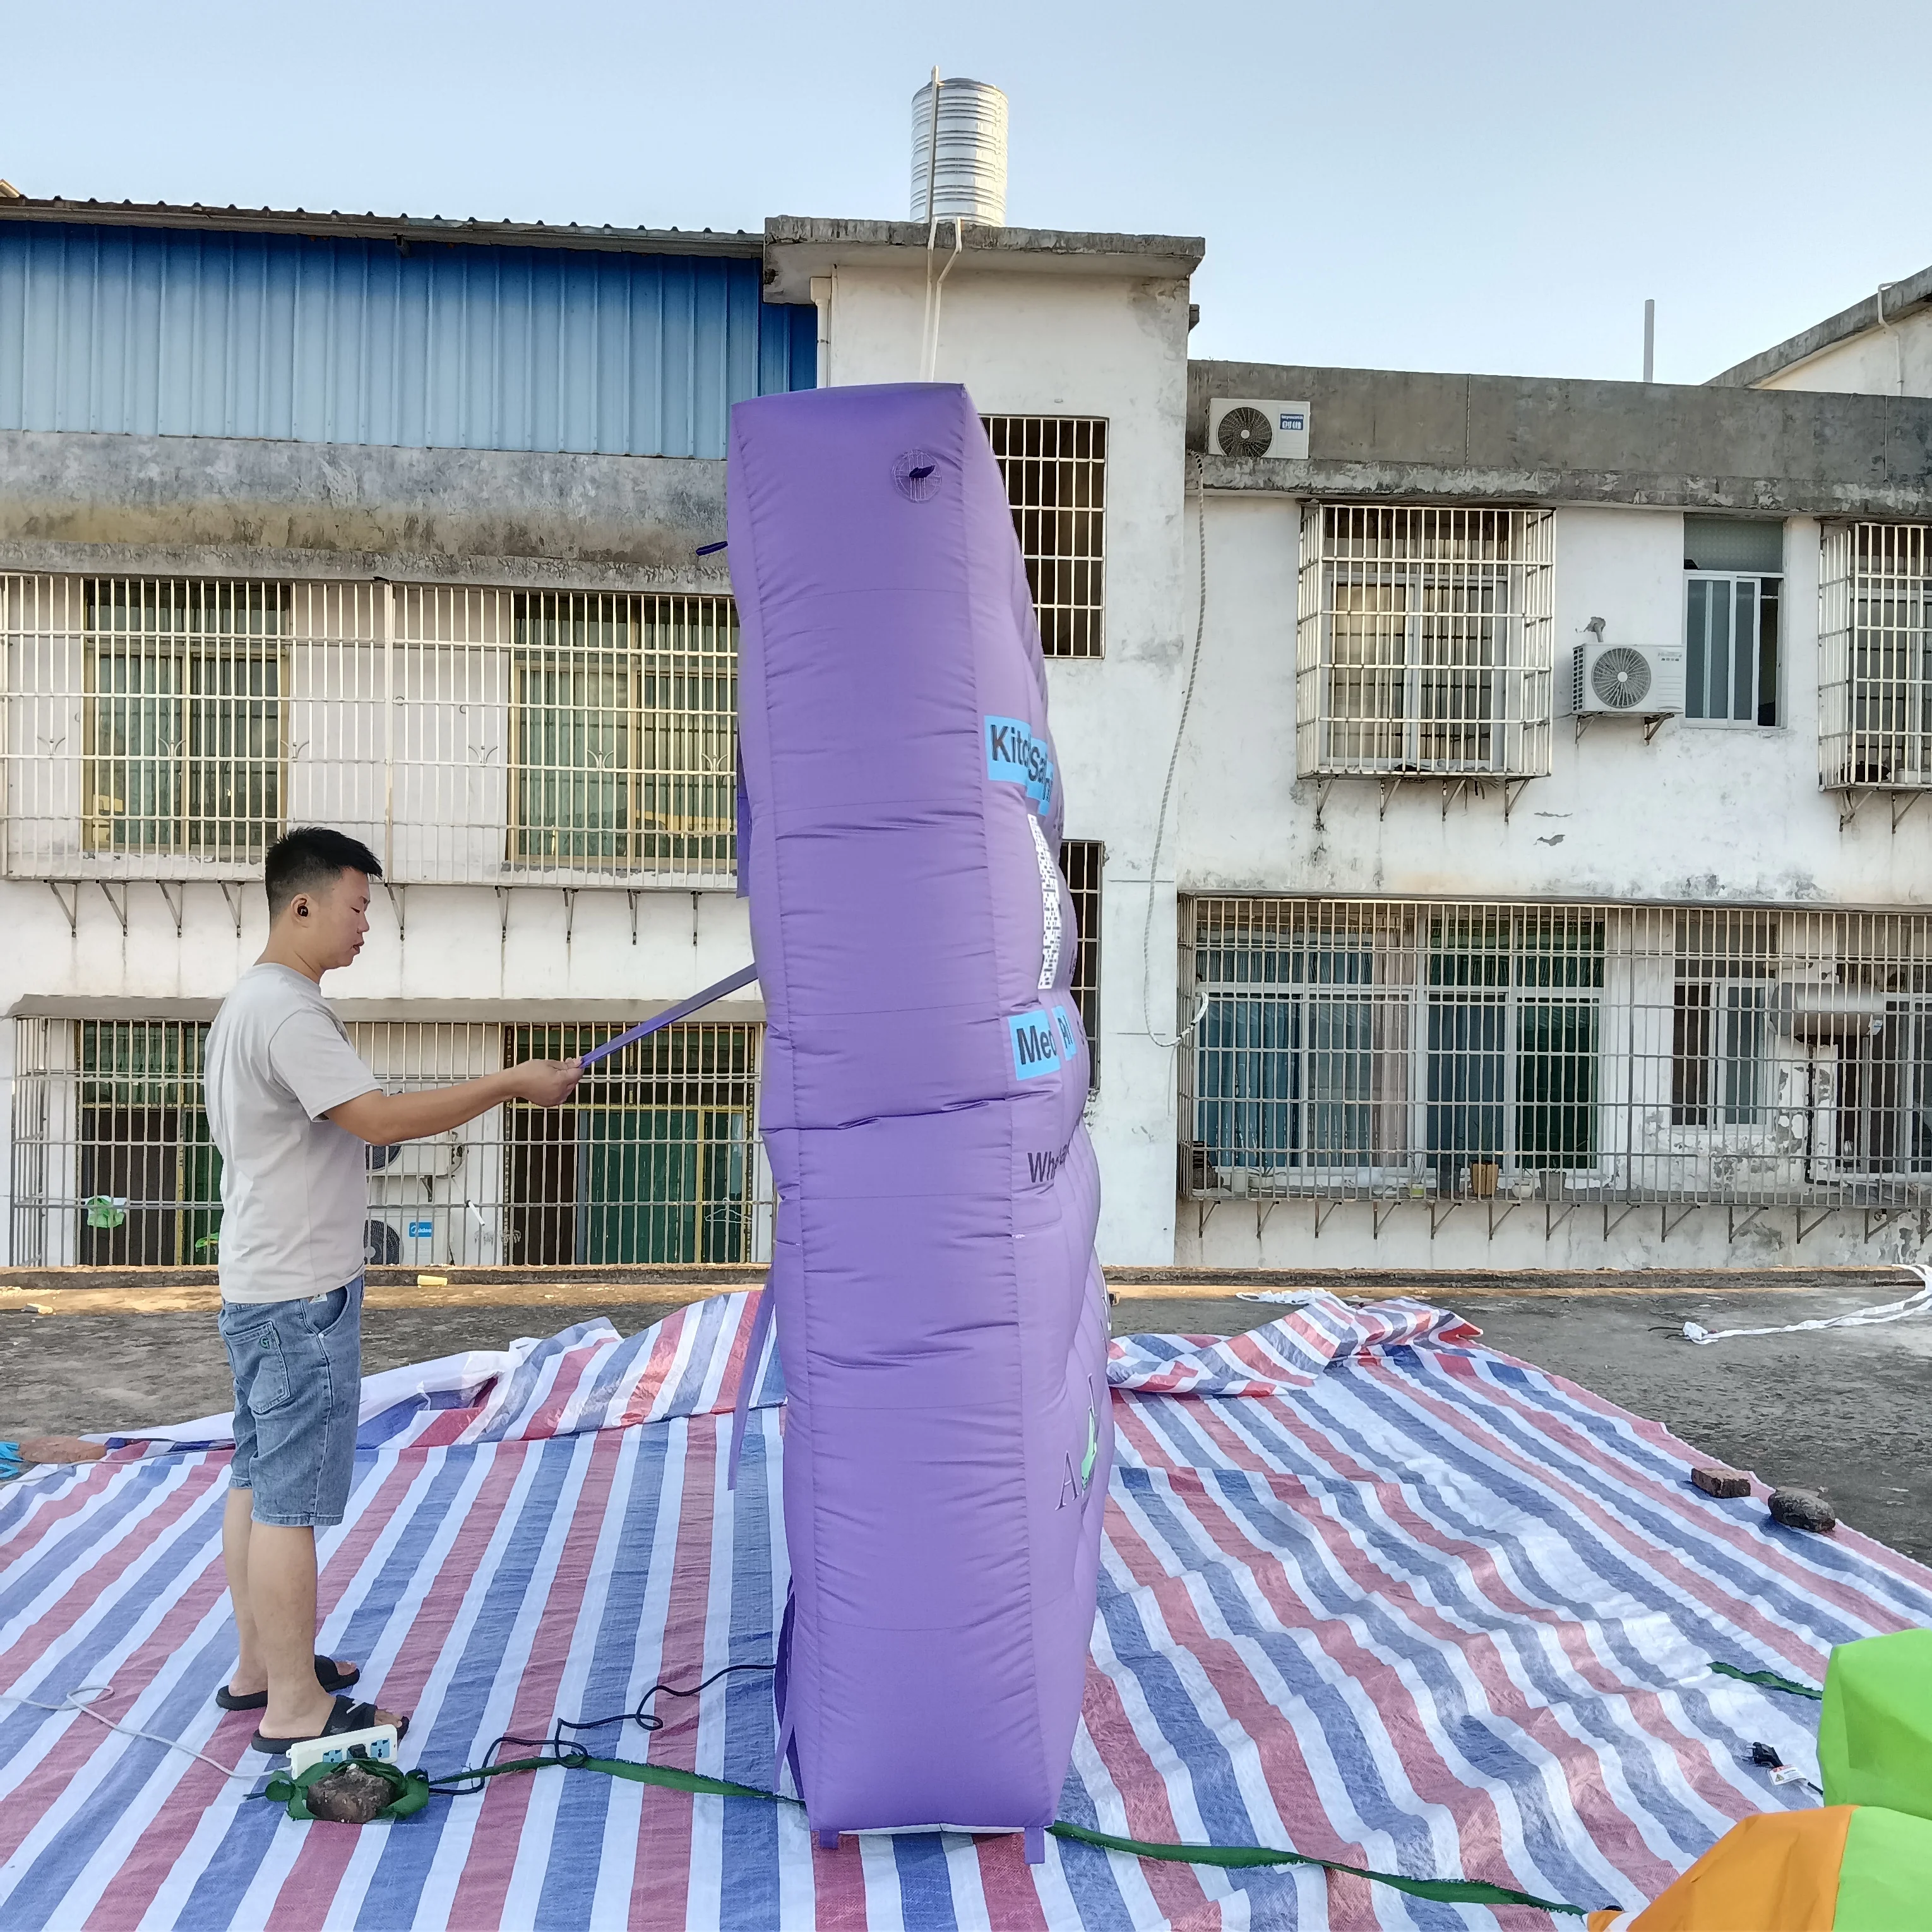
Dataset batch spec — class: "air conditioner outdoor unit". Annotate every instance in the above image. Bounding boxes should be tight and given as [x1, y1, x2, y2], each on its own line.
[1560, 641, 1686, 719]
[1208, 397, 1311, 461]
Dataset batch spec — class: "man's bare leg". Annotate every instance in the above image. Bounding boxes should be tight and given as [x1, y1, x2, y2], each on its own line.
[248, 1522, 400, 1738]
[221, 1488, 266, 1697]
[222, 1492, 378, 1728]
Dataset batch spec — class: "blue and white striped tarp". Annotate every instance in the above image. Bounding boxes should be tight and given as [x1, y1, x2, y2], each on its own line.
[3, 1289, 1927, 1929]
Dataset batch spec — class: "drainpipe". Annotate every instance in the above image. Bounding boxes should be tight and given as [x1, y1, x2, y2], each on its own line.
[810, 275, 832, 388]
[1875, 282, 1904, 396]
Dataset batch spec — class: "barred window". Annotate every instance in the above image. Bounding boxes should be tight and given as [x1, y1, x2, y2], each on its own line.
[10, 1015, 773, 1269]
[3, 576, 739, 885]
[83, 581, 286, 858]
[1820, 523, 1932, 789]
[1671, 912, 1777, 1127]
[1058, 838, 1103, 1090]
[1295, 506, 1554, 778]
[1185, 900, 1606, 1191]
[503, 1021, 763, 1265]
[982, 415, 1106, 658]
[1179, 898, 1932, 1211]
[71, 1021, 222, 1266]
[509, 593, 737, 874]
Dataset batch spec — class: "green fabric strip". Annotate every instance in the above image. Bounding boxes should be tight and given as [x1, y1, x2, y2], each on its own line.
[303, 1750, 1604, 1914]
[1710, 1660, 1824, 1699]
[1047, 1820, 1594, 1915]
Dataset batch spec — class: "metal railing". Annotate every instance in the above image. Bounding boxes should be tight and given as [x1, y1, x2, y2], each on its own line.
[1179, 895, 1932, 1213]
[1296, 504, 1555, 780]
[9, 1016, 773, 1268]
[1820, 522, 1932, 792]
[3, 577, 739, 885]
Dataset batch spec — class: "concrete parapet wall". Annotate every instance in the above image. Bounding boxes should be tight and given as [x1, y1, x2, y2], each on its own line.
[1190, 361, 1932, 515]
[0, 431, 728, 588]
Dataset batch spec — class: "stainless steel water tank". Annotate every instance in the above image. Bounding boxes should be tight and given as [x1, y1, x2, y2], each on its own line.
[910, 76, 1008, 225]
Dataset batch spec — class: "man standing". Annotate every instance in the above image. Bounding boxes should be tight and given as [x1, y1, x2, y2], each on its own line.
[204, 826, 580, 1753]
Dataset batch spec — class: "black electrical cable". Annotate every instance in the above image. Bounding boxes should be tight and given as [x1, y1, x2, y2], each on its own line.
[427, 1662, 777, 1796]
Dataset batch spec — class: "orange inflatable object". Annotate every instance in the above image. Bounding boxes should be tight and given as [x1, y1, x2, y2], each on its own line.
[1585, 1810, 1851, 1931]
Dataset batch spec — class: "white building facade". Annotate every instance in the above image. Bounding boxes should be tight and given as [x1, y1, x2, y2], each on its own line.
[6, 195, 1932, 1274]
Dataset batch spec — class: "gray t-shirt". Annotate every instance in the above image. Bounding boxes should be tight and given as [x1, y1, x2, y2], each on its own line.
[204, 965, 380, 1304]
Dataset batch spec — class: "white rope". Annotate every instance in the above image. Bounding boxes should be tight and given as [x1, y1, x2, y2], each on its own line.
[1140, 458, 1210, 1051]
[0, 1681, 259, 1780]
[1682, 1265, 1932, 1345]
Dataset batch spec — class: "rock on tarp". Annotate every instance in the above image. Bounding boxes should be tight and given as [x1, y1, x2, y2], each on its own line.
[727, 382, 1109, 1855]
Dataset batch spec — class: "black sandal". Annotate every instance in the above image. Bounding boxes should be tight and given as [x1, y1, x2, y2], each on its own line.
[251, 1694, 410, 1756]
[215, 1655, 361, 1712]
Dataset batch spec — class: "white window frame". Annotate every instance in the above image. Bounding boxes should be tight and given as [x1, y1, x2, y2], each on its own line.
[1683, 569, 1781, 729]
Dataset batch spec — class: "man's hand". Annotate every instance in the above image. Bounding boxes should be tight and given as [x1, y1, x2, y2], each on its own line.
[507, 1058, 583, 1107]
[330, 1058, 583, 1143]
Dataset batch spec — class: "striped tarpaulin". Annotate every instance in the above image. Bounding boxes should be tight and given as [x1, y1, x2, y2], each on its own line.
[4, 1291, 1929, 1929]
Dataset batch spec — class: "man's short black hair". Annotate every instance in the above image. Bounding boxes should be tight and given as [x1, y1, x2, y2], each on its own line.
[265, 827, 383, 921]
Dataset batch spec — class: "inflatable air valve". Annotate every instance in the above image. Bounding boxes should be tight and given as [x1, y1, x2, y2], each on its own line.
[727, 383, 1109, 1855]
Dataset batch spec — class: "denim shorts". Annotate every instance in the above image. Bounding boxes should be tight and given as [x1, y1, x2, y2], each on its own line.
[218, 1275, 364, 1528]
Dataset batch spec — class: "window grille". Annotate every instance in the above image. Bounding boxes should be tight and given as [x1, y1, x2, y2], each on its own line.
[3, 577, 739, 885]
[501, 1021, 763, 1266]
[982, 416, 1106, 658]
[1294, 505, 1554, 778]
[1179, 895, 1932, 1212]
[1819, 523, 1932, 790]
[1058, 838, 1103, 1089]
[9, 1017, 772, 1268]
[505, 593, 737, 874]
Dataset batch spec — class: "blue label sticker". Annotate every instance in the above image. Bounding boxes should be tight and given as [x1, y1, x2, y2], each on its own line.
[986, 716, 1054, 816]
[1052, 1005, 1080, 1056]
[1008, 1010, 1063, 1080]
[407, 1220, 434, 1238]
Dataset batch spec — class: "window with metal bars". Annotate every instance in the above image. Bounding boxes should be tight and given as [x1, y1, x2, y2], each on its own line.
[1671, 912, 1777, 1127]
[82, 581, 287, 857]
[1295, 505, 1554, 778]
[1058, 838, 1102, 1089]
[1179, 898, 1932, 1208]
[1, 576, 740, 885]
[982, 415, 1106, 658]
[1820, 523, 1932, 789]
[8, 1015, 772, 1269]
[508, 593, 738, 874]
[502, 1021, 763, 1265]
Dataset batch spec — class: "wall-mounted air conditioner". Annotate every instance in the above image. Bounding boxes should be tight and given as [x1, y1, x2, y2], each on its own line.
[1559, 641, 1686, 719]
[1207, 397, 1310, 461]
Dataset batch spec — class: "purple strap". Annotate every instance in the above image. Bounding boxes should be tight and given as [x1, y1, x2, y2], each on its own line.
[576, 963, 758, 1067]
[726, 1285, 774, 1493]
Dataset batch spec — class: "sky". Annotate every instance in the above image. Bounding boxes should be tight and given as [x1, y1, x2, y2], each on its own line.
[5, 0, 1928, 385]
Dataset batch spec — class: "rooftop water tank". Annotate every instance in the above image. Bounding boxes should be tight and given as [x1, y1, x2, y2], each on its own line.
[910, 76, 1008, 226]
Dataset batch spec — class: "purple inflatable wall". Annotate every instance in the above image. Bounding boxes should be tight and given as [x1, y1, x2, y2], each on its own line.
[728, 383, 1110, 1855]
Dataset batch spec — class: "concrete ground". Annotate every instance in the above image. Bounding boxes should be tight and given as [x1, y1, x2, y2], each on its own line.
[6, 1284, 1929, 1564]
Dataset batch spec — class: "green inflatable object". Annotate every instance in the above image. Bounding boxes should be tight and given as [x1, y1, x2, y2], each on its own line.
[1821, 1628, 1932, 1820]
[1834, 1806, 1932, 1929]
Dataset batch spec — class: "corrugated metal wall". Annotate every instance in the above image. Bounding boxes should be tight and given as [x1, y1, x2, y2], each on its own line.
[0, 222, 816, 456]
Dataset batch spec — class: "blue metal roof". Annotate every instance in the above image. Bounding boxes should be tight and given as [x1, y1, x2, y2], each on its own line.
[0, 220, 816, 456]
